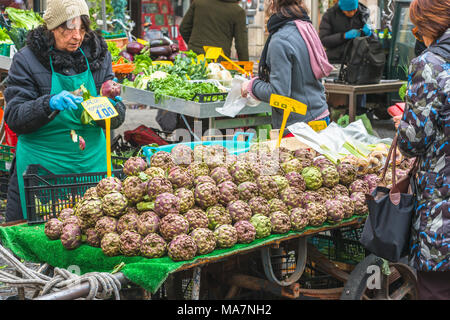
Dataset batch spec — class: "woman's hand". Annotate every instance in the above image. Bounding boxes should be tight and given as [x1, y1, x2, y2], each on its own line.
[393, 115, 402, 129]
[49, 90, 83, 111]
[241, 80, 250, 98]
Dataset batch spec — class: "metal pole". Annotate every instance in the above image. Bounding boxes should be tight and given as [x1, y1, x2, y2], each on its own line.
[191, 266, 202, 300]
[33, 272, 129, 300]
[101, 0, 107, 31]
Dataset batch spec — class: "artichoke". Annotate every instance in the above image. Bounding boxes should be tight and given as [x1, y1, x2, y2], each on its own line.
[117, 212, 140, 234]
[194, 175, 216, 186]
[174, 188, 195, 213]
[123, 157, 147, 176]
[234, 220, 256, 244]
[336, 195, 355, 219]
[290, 208, 309, 231]
[184, 208, 209, 232]
[250, 214, 272, 239]
[168, 166, 194, 189]
[57, 208, 75, 222]
[268, 198, 289, 214]
[350, 192, 368, 215]
[101, 192, 128, 218]
[45, 218, 63, 240]
[122, 175, 147, 204]
[349, 179, 370, 195]
[144, 167, 166, 179]
[188, 161, 210, 178]
[210, 166, 232, 185]
[227, 200, 252, 223]
[194, 182, 219, 209]
[171, 144, 194, 166]
[154, 192, 181, 217]
[272, 175, 289, 191]
[147, 176, 173, 200]
[324, 199, 345, 224]
[217, 180, 239, 206]
[337, 163, 357, 186]
[280, 187, 304, 210]
[363, 174, 380, 194]
[168, 234, 198, 261]
[75, 197, 103, 229]
[321, 165, 340, 188]
[95, 216, 118, 238]
[305, 202, 327, 227]
[270, 211, 291, 234]
[237, 181, 259, 201]
[301, 166, 323, 191]
[141, 233, 167, 258]
[206, 204, 232, 230]
[137, 211, 160, 236]
[96, 176, 122, 198]
[190, 227, 216, 255]
[60, 224, 82, 250]
[214, 224, 238, 248]
[281, 158, 303, 174]
[101, 232, 121, 256]
[85, 228, 101, 247]
[159, 213, 189, 241]
[150, 151, 175, 171]
[284, 171, 306, 191]
[229, 161, 254, 184]
[332, 184, 350, 197]
[256, 175, 279, 200]
[119, 230, 142, 256]
[248, 196, 270, 216]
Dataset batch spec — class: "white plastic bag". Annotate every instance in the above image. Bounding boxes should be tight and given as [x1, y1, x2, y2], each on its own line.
[216, 76, 260, 117]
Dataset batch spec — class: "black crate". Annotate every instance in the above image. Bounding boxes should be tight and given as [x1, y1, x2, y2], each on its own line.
[0, 170, 10, 224]
[23, 164, 125, 225]
[308, 227, 367, 266]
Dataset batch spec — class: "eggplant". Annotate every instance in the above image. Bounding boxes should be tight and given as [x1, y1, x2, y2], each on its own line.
[150, 45, 172, 57]
[155, 55, 168, 61]
[170, 43, 179, 53]
[168, 52, 180, 62]
[150, 38, 171, 47]
[126, 41, 145, 55]
[119, 50, 134, 62]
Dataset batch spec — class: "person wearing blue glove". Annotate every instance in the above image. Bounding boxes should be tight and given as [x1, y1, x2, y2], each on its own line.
[319, 0, 371, 64]
[3, 0, 127, 223]
[49, 90, 84, 111]
[344, 29, 361, 39]
[362, 23, 372, 36]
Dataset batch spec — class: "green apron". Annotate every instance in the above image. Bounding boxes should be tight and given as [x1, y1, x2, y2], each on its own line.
[16, 48, 107, 218]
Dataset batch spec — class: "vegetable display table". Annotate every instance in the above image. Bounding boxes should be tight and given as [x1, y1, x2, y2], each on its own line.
[121, 85, 272, 132]
[323, 80, 406, 122]
[0, 55, 11, 71]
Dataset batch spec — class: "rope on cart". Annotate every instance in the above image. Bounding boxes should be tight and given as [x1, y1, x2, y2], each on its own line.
[0, 244, 122, 300]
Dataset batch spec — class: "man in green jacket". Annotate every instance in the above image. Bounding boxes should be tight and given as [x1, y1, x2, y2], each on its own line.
[180, 0, 249, 61]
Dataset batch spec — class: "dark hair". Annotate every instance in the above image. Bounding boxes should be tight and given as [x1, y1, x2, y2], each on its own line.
[266, 0, 310, 18]
[409, 0, 450, 42]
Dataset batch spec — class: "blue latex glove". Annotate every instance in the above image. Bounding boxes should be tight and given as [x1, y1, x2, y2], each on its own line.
[362, 24, 372, 36]
[344, 29, 361, 39]
[49, 90, 83, 111]
[108, 96, 122, 106]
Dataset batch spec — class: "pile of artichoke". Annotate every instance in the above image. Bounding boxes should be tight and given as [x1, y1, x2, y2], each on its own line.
[44, 142, 375, 262]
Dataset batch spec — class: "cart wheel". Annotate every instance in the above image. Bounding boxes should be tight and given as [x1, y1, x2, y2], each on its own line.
[340, 254, 418, 300]
[260, 237, 307, 286]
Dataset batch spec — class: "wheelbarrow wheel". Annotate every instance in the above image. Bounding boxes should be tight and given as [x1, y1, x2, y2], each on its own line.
[340, 254, 418, 300]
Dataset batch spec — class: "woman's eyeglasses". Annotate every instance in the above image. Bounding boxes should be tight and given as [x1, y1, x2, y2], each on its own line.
[412, 27, 423, 42]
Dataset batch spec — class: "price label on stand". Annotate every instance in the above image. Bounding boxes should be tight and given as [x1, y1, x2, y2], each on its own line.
[308, 120, 328, 132]
[152, 61, 174, 66]
[81, 97, 118, 177]
[203, 46, 250, 76]
[269, 94, 307, 147]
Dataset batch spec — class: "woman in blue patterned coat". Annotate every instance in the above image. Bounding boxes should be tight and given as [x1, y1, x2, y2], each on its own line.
[396, 0, 450, 299]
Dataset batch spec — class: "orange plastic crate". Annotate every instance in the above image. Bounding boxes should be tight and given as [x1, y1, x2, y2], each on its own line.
[220, 61, 254, 76]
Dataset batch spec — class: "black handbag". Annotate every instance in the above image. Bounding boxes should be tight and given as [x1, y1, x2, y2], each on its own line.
[360, 135, 419, 262]
[338, 35, 386, 85]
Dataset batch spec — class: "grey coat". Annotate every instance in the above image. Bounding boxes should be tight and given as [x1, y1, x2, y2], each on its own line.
[251, 21, 328, 134]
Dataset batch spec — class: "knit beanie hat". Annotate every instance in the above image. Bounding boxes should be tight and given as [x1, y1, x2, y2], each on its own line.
[338, 0, 358, 11]
[43, 0, 90, 30]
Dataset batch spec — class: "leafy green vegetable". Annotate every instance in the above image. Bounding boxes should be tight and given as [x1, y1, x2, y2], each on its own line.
[5, 27, 27, 50]
[133, 50, 153, 74]
[399, 83, 407, 101]
[5, 8, 43, 30]
[147, 74, 221, 102]
[107, 41, 121, 60]
[0, 28, 11, 42]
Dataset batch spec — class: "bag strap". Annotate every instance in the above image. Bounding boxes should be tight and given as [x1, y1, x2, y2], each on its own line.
[338, 39, 354, 81]
[380, 135, 397, 183]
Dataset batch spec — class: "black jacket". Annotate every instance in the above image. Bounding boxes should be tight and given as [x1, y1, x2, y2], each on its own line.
[3, 26, 126, 135]
[318, 3, 370, 64]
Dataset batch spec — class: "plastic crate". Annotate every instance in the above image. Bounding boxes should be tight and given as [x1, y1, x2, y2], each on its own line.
[308, 226, 367, 266]
[23, 164, 126, 225]
[0, 43, 12, 57]
[142, 132, 255, 163]
[0, 145, 15, 172]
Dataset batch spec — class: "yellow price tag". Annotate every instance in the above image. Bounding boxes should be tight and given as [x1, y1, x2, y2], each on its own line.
[203, 46, 224, 60]
[197, 54, 205, 63]
[269, 94, 308, 147]
[81, 97, 118, 121]
[152, 61, 174, 66]
[136, 38, 149, 46]
[308, 120, 328, 132]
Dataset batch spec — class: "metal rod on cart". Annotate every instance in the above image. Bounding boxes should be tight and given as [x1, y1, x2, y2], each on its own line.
[227, 273, 300, 299]
[33, 272, 129, 300]
[191, 266, 202, 300]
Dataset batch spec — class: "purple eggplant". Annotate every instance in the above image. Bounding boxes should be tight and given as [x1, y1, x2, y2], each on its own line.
[119, 50, 134, 62]
[126, 41, 145, 55]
